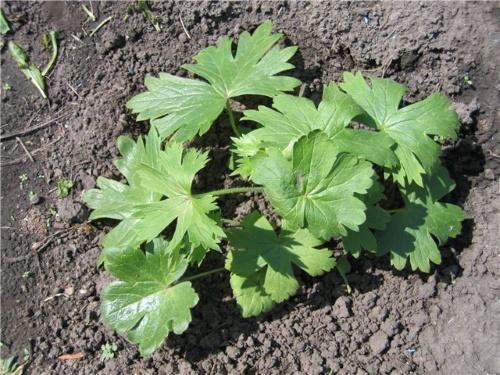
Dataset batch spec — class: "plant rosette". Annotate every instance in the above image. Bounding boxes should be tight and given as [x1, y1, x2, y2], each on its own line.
[84, 21, 464, 356]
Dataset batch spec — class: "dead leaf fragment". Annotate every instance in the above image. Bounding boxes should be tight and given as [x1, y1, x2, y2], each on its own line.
[58, 352, 84, 361]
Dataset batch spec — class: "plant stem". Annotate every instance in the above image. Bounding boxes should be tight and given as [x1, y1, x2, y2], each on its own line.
[89, 16, 113, 37]
[226, 102, 241, 137]
[179, 267, 225, 283]
[41, 31, 59, 77]
[198, 186, 264, 198]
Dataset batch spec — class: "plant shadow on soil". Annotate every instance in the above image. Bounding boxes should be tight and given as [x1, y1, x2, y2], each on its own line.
[162, 253, 386, 363]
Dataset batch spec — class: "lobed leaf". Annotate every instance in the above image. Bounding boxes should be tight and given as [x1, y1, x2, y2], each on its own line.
[126, 73, 226, 141]
[101, 238, 198, 356]
[182, 20, 300, 98]
[340, 72, 460, 186]
[241, 83, 398, 171]
[83, 128, 225, 265]
[376, 167, 464, 272]
[229, 272, 275, 318]
[341, 177, 390, 257]
[226, 212, 335, 316]
[230, 133, 262, 179]
[84, 127, 163, 222]
[251, 131, 375, 240]
[127, 21, 300, 141]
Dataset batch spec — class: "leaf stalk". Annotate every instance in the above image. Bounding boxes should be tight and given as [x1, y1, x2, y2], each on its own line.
[41, 31, 59, 77]
[226, 102, 241, 137]
[198, 186, 264, 197]
[179, 267, 225, 283]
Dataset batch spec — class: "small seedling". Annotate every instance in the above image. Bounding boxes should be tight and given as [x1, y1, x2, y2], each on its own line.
[22, 348, 30, 362]
[463, 74, 473, 86]
[46, 206, 57, 227]
[84, 21, 464, 356]
[100, 343, 118, 360]
[41, 33, 50, 49]
[3, 83, 12, 91]
[0, 356, 21, 375]
[28, 191, 39, 205]
[22, 271, 33, 279]
[8, 42, 47, 99]
[18, 174, 28, 190]
[135, 0, 160, 31]
[0, 8, 10, 35]
[8, 32, 59, 98]
[57, 178, 74, 198]
[336, 256, 352, 294]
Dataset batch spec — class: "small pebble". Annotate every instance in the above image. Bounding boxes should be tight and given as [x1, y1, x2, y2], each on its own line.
[369, 331, 390, 354]
[484, 169, 494, 180]
[333, 296, 352, 318]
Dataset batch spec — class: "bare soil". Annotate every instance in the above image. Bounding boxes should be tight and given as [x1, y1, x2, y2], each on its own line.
[1, 2, 499, 374]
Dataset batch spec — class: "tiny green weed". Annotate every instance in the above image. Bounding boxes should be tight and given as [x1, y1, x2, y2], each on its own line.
[100, 343, 118, 360]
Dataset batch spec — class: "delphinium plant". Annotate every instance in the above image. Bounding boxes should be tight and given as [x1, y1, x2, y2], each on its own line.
[84, 21, 463, 356]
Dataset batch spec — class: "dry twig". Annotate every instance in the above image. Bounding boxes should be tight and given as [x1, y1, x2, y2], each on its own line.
[0, 112, 68, 141]
[16, 137, 34, 162]
[58, 353, 85, 361]
[179, 14, 191, 39]
[3, 227, 74, 263]
[0, 135, 63, 166]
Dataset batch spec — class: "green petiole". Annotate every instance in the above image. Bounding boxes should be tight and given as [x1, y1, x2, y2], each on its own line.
[41, 31, 59, 77]
[226, 102, 241, 137]
[197, 186, 264, 198]
[178, 267, 225, 283]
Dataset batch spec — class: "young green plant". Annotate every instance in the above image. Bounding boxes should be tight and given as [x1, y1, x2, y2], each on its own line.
[8, 31, 59, 99]
[84, 21, 464, 356]
[0, 8, 10, 35]
[8, 41, 47, 99]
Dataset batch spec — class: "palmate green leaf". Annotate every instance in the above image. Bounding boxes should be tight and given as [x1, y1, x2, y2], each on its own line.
[230, 133, 262, 179]
[226, 212, 335, 316]
[342, 177, 390, 257]
[83, 128, 224, 264]
[229, 271, 275, 318]
[251, 131, 375, 240]
[126, 74, 226, 141]
[101, 238, 198, 356]
[241, 83, 398, 170]
[340, 72, 459, 186]
[127, 21, 300, 141]
[183, 21, 299, 98]
[134, 147, 226, 253]
[84, 125, 162, 219]
[376, 167, 464, 272]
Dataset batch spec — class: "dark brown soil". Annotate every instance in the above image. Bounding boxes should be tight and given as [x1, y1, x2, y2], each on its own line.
[1, 2, 499, 374]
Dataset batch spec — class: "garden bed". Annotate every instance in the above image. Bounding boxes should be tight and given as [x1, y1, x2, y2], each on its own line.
[1, 2, 499, 374]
